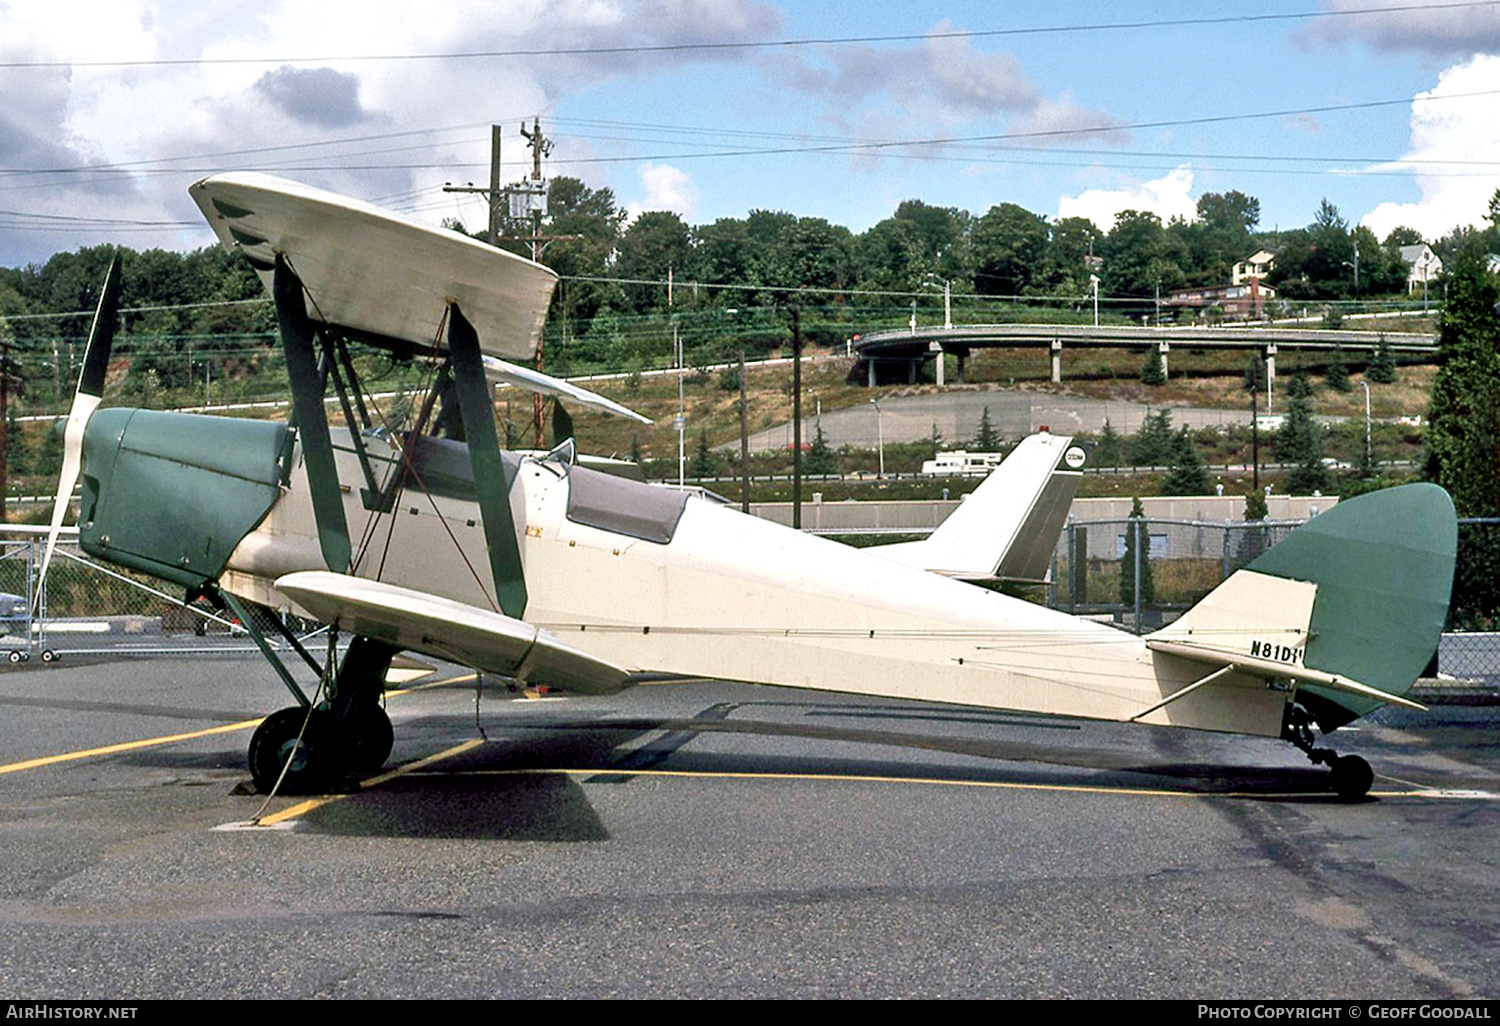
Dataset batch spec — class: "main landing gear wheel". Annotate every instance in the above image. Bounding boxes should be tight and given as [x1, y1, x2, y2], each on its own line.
[343, 704, 394, 775]
[1328, 754, 1374, 801]
[248, 707, 333, 796]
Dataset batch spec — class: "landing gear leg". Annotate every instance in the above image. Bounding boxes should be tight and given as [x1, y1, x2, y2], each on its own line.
[326, 636, 397, 774]
[238, 614, 396, 794]
[1283, 702, 1373, 801]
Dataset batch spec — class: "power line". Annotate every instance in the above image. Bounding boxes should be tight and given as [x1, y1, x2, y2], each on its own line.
[4, 3, 1494, 69]
[7, 89, 1500, 192]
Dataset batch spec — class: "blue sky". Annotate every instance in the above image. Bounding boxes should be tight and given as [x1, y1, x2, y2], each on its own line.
[4, 1, 1500, 268]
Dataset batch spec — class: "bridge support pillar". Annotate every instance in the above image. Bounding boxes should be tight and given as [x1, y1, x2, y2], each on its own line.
[1050, 339, 1063, 383]
[1264, 345, 1277, 409]
[868, 358, 877, 388]
[1158, 340, 1170, 379]
[930, 341, 945, 386]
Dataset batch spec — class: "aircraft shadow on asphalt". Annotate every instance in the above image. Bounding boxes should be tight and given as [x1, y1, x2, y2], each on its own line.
[268, 707, 1353, 841]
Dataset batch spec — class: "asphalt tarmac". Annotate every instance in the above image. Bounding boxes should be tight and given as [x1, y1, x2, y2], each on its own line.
[0, 652, 1496, 999]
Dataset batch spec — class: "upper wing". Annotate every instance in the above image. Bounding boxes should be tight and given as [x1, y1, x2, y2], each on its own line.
[873, 432, 1086, 582]
[190, 172, 558, 360]
[275, 571, 632, 695]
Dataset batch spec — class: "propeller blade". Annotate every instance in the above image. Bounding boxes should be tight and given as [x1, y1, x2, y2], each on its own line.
[37, 252, 122, 609]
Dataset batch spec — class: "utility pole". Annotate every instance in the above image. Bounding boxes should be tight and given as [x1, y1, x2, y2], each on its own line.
[792, 307, 803, 530]
[442, 125, 504, 245]
[739, 348, 750, 514]
[520, 116, 554, 442]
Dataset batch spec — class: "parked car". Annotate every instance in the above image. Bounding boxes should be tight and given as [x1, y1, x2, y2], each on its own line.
[0, 592, 28, 636]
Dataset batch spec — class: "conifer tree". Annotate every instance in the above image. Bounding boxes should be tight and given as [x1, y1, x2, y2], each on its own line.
[690, 429, 719, 478]
[1242, 352, 1266, 393]
[1367, 338, 1397, 384]
[1131, 408, 1175, 466]
[1324, 346, 1350, 392]
[1095, 419, 1123, 468]
[805, 422, 837, 475]
[1120, 496, 1156, 609]
[1277, 372, 1329, 494]
[1425, 246, 1500, 515]
[972, 406, 1000, 450]
[1161, 427, 1211, 495]
[1140, 346, 1166, 385]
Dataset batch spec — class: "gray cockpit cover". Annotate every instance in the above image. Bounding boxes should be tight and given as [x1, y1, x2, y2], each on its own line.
[566, 465, 687, 544]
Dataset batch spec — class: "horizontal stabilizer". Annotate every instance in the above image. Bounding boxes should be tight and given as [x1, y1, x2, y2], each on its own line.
[1145, 638, 1427, 712]
[482, 355, 652, 424]
[874, 432, 1085, 582]
[275, 571, 631, 694]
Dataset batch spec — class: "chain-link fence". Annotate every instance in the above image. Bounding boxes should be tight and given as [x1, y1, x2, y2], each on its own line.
[0, 531, 307, 662]
[1045, 515, 1500, 684]
[6, 514, 1500, 683]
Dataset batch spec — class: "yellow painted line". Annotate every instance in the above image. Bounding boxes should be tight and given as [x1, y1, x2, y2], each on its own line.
[0, 718, 266, 776]
[253, 738, 486, 826]
[0, 671, 477, 778]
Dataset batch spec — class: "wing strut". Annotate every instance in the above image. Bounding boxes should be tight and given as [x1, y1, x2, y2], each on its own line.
[273, 257, 352, 574]
[448, 303, 528, 619]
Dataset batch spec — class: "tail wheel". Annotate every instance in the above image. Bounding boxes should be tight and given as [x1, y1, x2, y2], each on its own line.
[248, 707, 333, 796]
[1329, 755, 1374, 801]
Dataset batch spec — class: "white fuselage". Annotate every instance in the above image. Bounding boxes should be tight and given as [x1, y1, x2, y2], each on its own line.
[221, 434, 1290, 738]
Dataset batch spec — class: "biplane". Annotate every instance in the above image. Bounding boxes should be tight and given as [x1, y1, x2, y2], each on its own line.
[39, 173, 1456, 800]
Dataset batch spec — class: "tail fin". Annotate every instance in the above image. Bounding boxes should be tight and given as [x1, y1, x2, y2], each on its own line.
[1149, 483, 1456, 730]
[875, 432, 1085, 582]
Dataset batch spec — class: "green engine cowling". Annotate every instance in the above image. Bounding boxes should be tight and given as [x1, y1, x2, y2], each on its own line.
[78, 408, 291, 589]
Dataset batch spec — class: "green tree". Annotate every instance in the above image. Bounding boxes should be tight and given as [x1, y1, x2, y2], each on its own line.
[1140, 345, 1166, 385]
[1324, 346, 1351, 392]
[973, 202, 1049, 296]
[1131, 409, 1175, 466]
[690, 429, 720, 479]
[1424, 244, 1500, 515]
[1120, 496, 1156, 609]
[972, 406, 1000, 450]
[1161, 428, 1211, 495]
[1095, 419, 1123, 467]
[617, 211, 692, 313]
[1240, 487, 1271, 563]
[1276, 372, 1329, 494]
[1243, 352, 1266, 393]
[805, 422, 838, 476]
[1367, 338, 1397, 384]
[1244, 488, 1268, 521]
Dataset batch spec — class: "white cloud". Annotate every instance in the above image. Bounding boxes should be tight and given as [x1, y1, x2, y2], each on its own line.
[626, 163, 699, 220]
[794, 20, 1128, 149]
[1303, 0, 1500, 59]
[0, 0, 780, 264]
[1056, 166, 1197, 231]
[1359, 55, 1500, 240]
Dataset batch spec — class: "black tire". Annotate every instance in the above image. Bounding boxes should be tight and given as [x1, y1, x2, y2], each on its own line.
[344, 704, 394, 775]
[248, 707, 333, 796]
[7, 650, 21, 664]
[1329, 754, 1374, 801]
[40, 650, 57, 663]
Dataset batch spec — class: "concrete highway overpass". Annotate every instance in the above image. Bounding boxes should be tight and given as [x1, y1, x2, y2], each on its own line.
[851, 323, 1437, 387]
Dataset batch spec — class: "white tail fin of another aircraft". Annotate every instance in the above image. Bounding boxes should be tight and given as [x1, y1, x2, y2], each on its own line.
[874, 431, 1086, 583]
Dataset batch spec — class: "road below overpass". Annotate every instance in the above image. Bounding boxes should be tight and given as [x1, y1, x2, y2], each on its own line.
[745, 388, 1281, 452]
